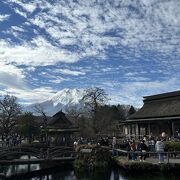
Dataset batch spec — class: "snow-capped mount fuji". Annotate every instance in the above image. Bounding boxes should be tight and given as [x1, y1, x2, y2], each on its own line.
[50, 88, 84, 106]
[25, 88, 85, 115]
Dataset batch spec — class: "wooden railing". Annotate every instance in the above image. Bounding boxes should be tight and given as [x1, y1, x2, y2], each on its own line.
[0, 146, 76, 160]
[115, 149, 180, 163]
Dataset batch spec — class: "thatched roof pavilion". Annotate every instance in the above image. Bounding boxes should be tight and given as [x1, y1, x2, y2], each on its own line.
[122, 90, 180, 139]
[47, 111, 79, 132]
[43, 111, 79, 146]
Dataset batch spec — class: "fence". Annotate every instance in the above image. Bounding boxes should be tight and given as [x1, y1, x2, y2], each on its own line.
[116, 149, 180, 164]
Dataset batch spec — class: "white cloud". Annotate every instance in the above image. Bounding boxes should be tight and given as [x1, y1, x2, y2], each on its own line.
[20, 2, 37, 13]
[0, 63, 25, 79]
[4, 86, 56, 104]
[0, 62, 25, 88]
[13, 8, 27, 18]
[1, 0, 179, 66]
[0, 14, 10, 22]
[7, 0, 37, 14]
[55, 69, 86, 76]
[11, 26, 25, 32]
[49, 79, 65, 84]
[4, 26, 26, 39]
[26, 67, 36, 72]
[0, 38, 80, 66]
[108, 78, 180, 107]
[0, 0, 179, 106]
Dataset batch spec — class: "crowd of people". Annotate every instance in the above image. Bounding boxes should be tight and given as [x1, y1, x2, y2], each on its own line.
[73, 136, 110, 147]
[72, 135, 167, 163]
[72, 132, 178, 163]
[0, 134, 22, 147]
[122, 131, 179, 163]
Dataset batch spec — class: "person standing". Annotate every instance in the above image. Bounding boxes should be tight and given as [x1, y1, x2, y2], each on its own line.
[129, 140, 136, 161]
[149, 137, 155, 152]
[139, 140, 148, 161]
[112, 137, 118, 157]
[155, 138, 165, 163]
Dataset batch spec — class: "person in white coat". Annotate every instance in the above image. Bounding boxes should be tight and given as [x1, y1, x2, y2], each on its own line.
[155, 138, 165, 163]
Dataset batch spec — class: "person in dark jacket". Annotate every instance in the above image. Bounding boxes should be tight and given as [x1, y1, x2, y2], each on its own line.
[139, 140, 148, 161]
[129, 140, 136, 161]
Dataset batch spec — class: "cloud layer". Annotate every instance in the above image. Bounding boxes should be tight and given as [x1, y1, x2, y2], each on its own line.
[0, 0, 179, 106]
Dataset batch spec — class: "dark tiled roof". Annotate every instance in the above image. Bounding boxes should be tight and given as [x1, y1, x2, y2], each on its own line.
[47, 111, 75, 129]
[129, 90, 180, 120]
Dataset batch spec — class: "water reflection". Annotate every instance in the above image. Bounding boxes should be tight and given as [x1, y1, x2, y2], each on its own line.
[0, 155, 40, 177]
[110, 168, 180, 180]
[30, 168, 180, 180]
[110, 168, 126, 180]
[1, 161, 180, 180]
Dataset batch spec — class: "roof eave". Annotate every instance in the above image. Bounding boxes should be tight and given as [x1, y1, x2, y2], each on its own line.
[126, 116, 180, 123]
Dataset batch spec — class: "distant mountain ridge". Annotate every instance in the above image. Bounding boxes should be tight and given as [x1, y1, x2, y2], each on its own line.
[25, 88, 85, 115]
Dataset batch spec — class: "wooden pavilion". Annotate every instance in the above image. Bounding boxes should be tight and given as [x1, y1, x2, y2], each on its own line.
[122, 90, 180, 139]
[44, 111, 79, 146]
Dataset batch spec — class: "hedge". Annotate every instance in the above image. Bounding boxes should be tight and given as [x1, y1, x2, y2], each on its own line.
[164, 141, 180, 151]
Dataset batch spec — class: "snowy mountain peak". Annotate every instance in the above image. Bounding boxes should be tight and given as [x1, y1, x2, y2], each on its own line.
[25, 88, 85, 115]
[49, 88, 85, 106]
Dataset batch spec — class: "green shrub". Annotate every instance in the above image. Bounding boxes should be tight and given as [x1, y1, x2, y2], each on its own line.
[164, 141, 180, 151]
[74, 145, 112, 170]
[74, 160, 85, 170]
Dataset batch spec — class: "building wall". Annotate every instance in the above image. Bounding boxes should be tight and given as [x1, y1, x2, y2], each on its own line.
[124, 120, 180, 139]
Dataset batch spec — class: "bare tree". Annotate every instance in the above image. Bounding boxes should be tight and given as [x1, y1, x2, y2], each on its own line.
[0, 95, 21, 136]
[33, 104, 48, 123]
[81, 87, 108, 134]
[65, 105, 82, 124]
[33, 104, 48, 142]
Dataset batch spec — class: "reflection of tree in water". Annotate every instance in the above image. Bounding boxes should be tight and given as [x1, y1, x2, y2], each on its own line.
[2, 165, 180, 180]
[0, 155, 40, 177]
[75, 168, 111, 180]
[34, 170, 76, 180]
[0, 165, 9, 176]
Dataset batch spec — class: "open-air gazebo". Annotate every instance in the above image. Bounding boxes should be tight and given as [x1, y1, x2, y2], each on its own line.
[45, 111, 79, 146]
[122, 90, 180, 139]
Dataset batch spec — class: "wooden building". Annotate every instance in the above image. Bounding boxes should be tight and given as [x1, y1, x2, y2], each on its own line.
[45, 111, 79, 146]
[122, 90, 180, 139]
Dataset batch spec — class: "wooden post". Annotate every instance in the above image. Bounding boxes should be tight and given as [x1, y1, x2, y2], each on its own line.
[171, 121, 175, 136]
[136, 123, 139, 139]
[148, 123, 151, 137]
[167, 151, 169, 164]
[28, 155, 31, 172]
[128, 125, 131, 139]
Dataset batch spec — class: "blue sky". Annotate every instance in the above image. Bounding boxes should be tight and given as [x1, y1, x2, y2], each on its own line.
[0, 0, 179, 107]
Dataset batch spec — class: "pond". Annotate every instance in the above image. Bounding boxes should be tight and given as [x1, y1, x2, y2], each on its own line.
[30, 168, 180, 180]
[1, 164, 180, 180]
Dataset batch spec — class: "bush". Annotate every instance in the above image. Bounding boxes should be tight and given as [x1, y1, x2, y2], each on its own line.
[74, 145, 112, 170]
[164, 141, 180, 151]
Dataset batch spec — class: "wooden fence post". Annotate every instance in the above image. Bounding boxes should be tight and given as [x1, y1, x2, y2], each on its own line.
[167, 151, 169, 164]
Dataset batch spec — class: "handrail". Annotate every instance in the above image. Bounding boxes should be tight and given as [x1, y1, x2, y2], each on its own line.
[0, 146, 76, 160]
[115, 149, 180, 163]
[116, 149, 180, 154]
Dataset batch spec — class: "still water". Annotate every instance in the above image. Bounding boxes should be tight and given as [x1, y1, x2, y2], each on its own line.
[1, 164, 180, 180]
[0, 156, 180, 180]
[29, 168, 180, 180]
